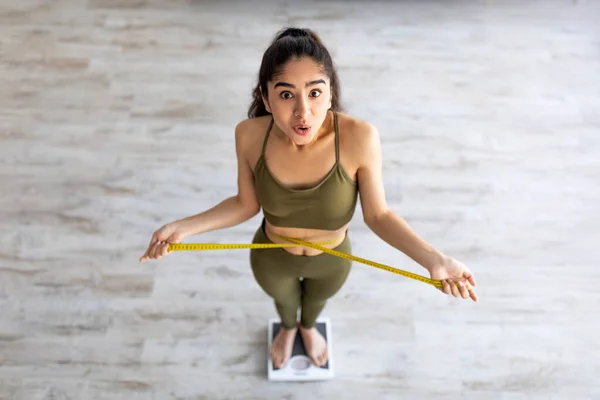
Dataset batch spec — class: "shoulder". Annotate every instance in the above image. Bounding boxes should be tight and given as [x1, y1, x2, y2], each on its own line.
[234, 115, 272, 150]
[233, 115, 272, 167]
[235, 115, 271, 140]
[336, 112, 381, 163]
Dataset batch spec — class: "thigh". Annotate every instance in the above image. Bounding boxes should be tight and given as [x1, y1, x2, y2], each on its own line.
[301, 257, 352, 300]
[250, 223, 302, 301]
[251, 251, 302, 299]
[301, 235, 353, 300]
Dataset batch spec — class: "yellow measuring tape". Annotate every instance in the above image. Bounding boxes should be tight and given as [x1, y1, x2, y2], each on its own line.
[168, 234, 442, 289]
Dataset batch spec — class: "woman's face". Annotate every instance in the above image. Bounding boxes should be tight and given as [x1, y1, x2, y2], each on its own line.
[262, 57, 332, 146]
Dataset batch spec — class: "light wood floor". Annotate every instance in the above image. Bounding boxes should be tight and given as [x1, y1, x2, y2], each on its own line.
[2, 0, 599, 399]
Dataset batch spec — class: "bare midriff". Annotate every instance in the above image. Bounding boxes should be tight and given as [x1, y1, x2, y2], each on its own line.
[264, 220, 349, 256]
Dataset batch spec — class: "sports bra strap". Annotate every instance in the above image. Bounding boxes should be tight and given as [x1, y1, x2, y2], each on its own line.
[333, 110, 340, 162]
[261, 117, 274, 156]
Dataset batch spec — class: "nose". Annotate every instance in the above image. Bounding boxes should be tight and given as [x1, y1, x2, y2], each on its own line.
[294, 98, 310, 119]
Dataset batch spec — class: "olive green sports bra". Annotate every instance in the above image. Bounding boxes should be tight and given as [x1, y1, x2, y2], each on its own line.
[253, 111, 358, 231]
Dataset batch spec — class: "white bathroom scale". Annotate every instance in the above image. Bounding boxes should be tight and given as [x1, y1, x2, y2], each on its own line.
[267, 317, 334, 381]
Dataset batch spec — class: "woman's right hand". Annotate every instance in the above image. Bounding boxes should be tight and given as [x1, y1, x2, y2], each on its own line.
[139, 223, 187, 263]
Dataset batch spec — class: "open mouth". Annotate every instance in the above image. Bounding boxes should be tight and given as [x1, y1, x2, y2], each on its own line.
[294, 125, 311, 136]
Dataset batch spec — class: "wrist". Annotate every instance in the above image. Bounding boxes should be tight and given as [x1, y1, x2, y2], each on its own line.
[169, 219, 194, 239]
[423, 248, 447, 272]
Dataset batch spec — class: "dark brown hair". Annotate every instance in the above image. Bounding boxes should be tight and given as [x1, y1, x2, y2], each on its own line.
[247, 27, 342, 118]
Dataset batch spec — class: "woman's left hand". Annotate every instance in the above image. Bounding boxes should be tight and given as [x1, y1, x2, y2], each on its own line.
[429, 256, 478, 302]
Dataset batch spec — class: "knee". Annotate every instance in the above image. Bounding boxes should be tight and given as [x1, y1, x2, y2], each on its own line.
[270, 283, 300, 303]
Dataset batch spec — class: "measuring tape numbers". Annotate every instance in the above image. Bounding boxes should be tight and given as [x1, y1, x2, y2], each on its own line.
[168, 235, 442, 289]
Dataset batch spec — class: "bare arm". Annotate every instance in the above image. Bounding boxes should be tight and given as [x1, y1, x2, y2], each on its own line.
[176, 121, 261, 237]
[139, 121, 261, 262]
[356, 123, 478, 301]
[356, 123, 444, 272]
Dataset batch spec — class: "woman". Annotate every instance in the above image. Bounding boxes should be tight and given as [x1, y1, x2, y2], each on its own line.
[140, 27, 478, 370]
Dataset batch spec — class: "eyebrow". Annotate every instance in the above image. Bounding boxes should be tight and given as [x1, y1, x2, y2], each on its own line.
[273, 79, 326, 89]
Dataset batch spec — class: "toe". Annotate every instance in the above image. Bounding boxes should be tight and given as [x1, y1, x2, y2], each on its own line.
[271, 351, 280, 368]
[319, 348, 328, 366]
[310, 354, 319, 366]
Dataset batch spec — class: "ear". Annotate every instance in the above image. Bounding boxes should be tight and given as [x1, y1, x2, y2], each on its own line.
[260, 86, 272, 113]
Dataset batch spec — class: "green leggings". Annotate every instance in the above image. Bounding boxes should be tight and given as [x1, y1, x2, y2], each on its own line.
[250, 220, 353, 330]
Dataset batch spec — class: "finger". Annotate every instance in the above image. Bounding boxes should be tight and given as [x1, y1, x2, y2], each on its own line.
[148, 234, 158, 249]
[441, 280, 451, 295]
[155, 242, 168, 259]
[149, 242, 162, 259]
[139, 245, 153, 262]
[469, 287, 479, 302]
[157, 242, 170, 258]
[450, 281, 461, 298]
[463, 270, 477, 287]
[141, 234, 159, 261]
[147, 243, 157, 260]
[457, 281, 470, 299]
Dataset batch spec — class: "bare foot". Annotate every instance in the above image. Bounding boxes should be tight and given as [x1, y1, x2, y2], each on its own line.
[298, 324, 328, 367]
[270, 325, 297, 368]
